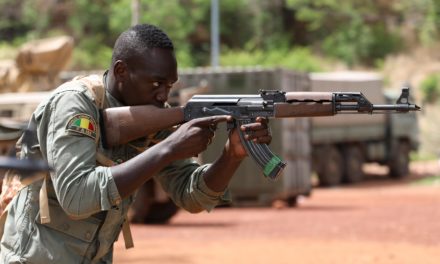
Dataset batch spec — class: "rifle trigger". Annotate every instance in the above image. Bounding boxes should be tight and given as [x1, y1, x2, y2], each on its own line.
[226, 121, 235, 130]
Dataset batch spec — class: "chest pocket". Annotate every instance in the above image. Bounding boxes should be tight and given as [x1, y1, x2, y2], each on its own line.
[37, 198, 102, 242]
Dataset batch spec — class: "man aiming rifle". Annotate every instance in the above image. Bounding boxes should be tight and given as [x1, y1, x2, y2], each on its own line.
[0, 23, 419, 264]
[0, 24, 271, 263]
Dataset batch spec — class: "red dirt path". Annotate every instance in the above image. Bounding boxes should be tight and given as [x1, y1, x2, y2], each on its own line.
[114, 162, 440, 264]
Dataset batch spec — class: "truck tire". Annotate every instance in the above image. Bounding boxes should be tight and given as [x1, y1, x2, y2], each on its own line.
[142, 200, 180, 224]
[343, 145, 365, 183]
[388, 141, 410, 178]
[317, 146, 343, 187]
[129, 180, 179, 224]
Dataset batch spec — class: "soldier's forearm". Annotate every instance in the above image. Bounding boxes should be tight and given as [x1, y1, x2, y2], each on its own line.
[202, 144, 245, 192]
[102, 105, 184, 147]
[110, 140, 177, 198]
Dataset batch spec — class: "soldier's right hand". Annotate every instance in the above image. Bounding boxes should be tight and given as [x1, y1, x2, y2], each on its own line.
[162, 115, 231, 160]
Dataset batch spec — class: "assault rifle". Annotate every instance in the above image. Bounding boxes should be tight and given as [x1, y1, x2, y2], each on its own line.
[102, 87, 420, 180]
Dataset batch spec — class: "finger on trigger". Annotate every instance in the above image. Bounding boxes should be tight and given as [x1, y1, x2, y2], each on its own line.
[212, 115, 232, 125]
[196, 115, 231, 126]
[240, 125, 250, 132]
[256, 116, 269, 124]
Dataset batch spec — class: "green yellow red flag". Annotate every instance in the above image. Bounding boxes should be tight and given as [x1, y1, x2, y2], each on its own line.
[66, 114, 97, 140]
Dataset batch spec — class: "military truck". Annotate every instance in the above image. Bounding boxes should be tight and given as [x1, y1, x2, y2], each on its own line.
[309, 72, 419, 186]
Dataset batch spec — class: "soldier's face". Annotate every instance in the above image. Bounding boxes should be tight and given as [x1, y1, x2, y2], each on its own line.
[122, 48, 178, 107]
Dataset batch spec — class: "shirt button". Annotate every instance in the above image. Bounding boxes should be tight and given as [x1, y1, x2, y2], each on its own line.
[85, 231, 92, 240]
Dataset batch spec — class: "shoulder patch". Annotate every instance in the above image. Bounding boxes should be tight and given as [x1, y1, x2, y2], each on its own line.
[66, 114, 97, 140]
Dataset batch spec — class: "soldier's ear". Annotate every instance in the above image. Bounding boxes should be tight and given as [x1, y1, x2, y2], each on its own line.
[113, 60, 128, 83]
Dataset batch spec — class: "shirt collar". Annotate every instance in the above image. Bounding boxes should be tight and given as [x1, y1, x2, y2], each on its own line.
[103, 70, 124, 108]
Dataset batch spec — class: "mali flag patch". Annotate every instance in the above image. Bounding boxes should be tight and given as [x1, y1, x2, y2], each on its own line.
[66, 114, 97, 140]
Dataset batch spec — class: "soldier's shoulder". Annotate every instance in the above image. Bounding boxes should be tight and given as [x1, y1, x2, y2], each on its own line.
[32, 79, 97, 119]
[46, 77, 102, 106]
[53, 78, 93, 97]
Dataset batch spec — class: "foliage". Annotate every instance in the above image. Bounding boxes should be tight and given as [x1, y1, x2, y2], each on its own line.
[412, 176, 440, 186]
[220, 47, 323, 72]
[0, 42, 17, 60]
[395, 0, 440, 45]
[0, 0, 439, 69]
[420, 74, 440, 104]
[0, 0, 29, 40]
[286, 0, 405, 66]
[109, 0, 211, 66]
[71, 37, 113, 70]
[410, 151, 438, 162]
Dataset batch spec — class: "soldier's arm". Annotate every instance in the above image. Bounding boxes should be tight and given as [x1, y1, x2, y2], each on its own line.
[110, 115, 230, 198]
[153, 118, 270, 213]
[40, 88, 121, 218]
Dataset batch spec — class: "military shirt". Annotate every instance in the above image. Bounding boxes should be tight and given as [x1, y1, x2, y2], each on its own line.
[0, 75, 230, 264]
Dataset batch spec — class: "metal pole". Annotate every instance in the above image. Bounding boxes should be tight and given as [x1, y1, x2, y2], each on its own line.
[211, 0, 219, 67]
[131, 0, 140, 26]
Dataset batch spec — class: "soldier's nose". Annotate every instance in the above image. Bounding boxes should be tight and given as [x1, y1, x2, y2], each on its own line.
[156, 93, 168, 103]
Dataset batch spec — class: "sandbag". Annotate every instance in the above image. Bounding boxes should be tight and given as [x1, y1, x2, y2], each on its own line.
[15, 36, 74, 75]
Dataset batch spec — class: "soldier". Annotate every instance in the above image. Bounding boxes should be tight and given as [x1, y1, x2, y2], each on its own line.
[0, 24, 271, 263]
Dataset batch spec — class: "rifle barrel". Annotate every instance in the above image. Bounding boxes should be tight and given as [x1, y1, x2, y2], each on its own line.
[372, 104, 420, 112]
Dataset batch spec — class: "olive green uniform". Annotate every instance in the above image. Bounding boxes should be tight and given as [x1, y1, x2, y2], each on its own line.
[0, 75, 230, 263]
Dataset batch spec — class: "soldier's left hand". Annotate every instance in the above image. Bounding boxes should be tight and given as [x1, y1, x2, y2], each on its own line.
[225, 117, 272, 159]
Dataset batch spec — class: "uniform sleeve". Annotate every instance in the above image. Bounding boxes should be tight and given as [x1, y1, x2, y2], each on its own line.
[154, 159, 231, 213]
[37, 89, 121, 219]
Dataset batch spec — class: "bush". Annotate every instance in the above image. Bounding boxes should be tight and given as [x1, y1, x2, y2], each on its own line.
[420, 74, 440, 104]
[0, 42, 18, 60]
[220, 47, 323, 72]
[70, 38, 112, 70]
[322, 21, 402, 67]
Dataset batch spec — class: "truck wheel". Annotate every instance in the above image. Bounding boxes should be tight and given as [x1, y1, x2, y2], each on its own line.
[129, 180, 179, 224]
[142, 200, 180, 224]
[317, 146, 343, 187]
[389, 141, 410, 178]
[343, 146, 365, 183]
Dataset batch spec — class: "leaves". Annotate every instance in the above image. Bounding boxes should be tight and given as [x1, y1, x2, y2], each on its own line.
[0, 0, 438, 69]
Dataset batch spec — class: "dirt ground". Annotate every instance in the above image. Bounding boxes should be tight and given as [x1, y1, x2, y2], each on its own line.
[114, 162, 440, 264]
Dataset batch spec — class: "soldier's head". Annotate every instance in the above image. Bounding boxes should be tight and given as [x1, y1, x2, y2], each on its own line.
[110, 24, 178, 107]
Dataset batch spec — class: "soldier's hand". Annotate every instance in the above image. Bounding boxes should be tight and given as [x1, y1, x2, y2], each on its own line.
[163, 115, 232, 159]
[226, 117, 272, 159]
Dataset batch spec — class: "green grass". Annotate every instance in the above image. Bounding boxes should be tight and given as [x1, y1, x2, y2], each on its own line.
[412, 176, 440, 186]
[410, 152, 438, 162]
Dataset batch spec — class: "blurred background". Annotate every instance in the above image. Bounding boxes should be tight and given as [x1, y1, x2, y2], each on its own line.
[0, 1, 439, 263]
[0, 0, 439, 154]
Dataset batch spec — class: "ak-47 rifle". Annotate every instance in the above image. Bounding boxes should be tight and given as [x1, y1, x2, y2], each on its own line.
[102, 87, 420, 180]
